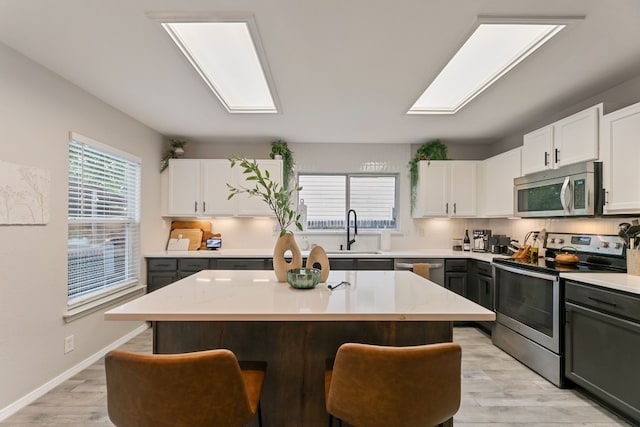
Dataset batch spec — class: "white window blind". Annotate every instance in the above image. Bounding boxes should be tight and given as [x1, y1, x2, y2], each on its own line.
[67, 134, 141, 305]
[298, 174, 397, 230]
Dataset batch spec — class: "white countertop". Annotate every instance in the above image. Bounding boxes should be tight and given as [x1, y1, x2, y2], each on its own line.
[561, 272, 640, 295]
[145, 249, 502, 263]
[105, 270, 496, 322]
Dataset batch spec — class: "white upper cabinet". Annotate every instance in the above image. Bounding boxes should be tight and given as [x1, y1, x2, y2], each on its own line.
[522, 104, 601, 175]
[166, 159, 203, 216]
[522, 125, 553, 175]
[202, 160, 236, 216]
[413, 160, 478, 218]
[478, 147, 522, 217]
[236, 159, 283, 216]
[163, 159, 282, 217]
[600, 101, 640, 214]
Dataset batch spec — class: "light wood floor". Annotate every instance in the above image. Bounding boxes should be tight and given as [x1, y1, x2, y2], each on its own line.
[1, 326, 631, 426]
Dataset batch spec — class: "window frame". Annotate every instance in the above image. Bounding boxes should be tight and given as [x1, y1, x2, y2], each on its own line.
[297, 172, 399, 233]
[66, 132, 142, 310]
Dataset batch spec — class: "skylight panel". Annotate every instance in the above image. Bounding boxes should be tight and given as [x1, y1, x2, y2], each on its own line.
[161, 20, 277, 114]
[408, 20, 570, 115]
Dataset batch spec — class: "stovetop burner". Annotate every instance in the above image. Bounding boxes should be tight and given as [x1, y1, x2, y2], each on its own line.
[493, 232, 627, 275]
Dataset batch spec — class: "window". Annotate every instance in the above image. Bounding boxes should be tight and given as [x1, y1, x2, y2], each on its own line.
[298, 174, 397, 230]
[67, 133, 141, 306]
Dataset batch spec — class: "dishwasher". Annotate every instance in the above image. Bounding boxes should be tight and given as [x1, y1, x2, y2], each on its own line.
[394, 258, 444, 286]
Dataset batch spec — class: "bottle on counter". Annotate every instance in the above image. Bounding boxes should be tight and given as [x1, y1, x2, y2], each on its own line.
[463, 229, 471, 252]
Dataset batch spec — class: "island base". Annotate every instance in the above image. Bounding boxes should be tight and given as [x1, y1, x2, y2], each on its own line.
[153, 320, 454, 427]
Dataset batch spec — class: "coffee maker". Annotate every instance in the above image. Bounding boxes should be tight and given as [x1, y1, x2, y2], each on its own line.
[472, 229, 491, 252]
[489, 234, 511, 254]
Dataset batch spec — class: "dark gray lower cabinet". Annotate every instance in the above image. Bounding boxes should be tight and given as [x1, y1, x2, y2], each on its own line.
[216, 258, 268, 270]
[445, 259, 467, 296]
[467, 260, 494, 333]
[565, 281, 640, 423]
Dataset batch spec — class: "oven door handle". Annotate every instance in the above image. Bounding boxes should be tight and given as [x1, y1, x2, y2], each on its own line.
[492, 262, 559, 282]
[560, 176, 572, 214]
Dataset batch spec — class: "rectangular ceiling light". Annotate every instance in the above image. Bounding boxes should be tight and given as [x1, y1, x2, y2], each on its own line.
[408, 18, 578, 115]
[161, 20, 277, 113]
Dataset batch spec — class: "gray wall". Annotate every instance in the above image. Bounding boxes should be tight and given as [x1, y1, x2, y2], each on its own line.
[0, 42, 165, 414]
[490, 72, 640, 156]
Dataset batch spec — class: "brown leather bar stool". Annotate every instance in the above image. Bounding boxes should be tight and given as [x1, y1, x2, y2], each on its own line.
[325, 342, 462, 427]
[105, 349, 266, 427]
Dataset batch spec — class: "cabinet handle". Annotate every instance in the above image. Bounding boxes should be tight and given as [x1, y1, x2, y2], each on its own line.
[194, 201, 198, 212]
[587, 296, 617, 307]
[446, 203, 449, 214]
[203, 201, 206, 212]
[453, 203, 457, 214]
[555, 148, 559, 164]
[544, 151, 549, 166]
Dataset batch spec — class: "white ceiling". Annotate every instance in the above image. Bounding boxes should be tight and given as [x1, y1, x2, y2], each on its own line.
[1, 0, 639, 145]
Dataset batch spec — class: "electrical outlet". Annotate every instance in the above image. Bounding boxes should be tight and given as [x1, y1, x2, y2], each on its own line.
[64, 335, 75, 354]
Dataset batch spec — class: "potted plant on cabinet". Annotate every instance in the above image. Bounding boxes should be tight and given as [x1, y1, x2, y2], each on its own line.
[160, 138, 188, 172]
[409, 139, 448, 210]
[227, 157, 303, 281]
[269, 139, 294, 190]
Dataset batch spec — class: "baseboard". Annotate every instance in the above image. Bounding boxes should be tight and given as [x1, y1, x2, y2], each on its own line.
[0, 323, 149, 422]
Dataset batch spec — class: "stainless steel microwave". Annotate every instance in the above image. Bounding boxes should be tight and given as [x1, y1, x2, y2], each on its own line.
[514, 162, 603, 217]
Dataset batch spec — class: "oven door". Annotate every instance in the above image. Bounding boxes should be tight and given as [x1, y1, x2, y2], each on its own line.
[493, 263, 560, 353]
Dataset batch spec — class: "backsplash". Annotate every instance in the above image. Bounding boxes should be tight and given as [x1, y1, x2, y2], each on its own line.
[169, 216, 633, 252]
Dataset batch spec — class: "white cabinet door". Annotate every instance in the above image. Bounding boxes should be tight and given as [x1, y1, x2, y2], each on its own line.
[522, 105, 601, 175]
[166, 159, 202, 216]
[601, 102, 640, 214]
[554, 105, 600, 168]
[413, 161, 448, 217]
[479, 147, 522, 217]
[202, 160, 236, 216]
[522, 125, 553, 175]
[449, 161, 477, 217]
[236, 159, 283, 216]
[412, 161, 478, 218]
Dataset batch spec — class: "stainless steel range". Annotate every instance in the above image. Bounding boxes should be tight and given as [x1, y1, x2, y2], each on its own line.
[492, 232, 626, 387]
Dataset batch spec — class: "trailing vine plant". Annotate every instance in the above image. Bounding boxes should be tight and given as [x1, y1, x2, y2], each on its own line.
[409, 139, 448, 210]
[269, 140, 294, 190]
[160, 138, 188, 172]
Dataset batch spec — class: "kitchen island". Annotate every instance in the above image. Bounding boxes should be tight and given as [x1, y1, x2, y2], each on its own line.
[106, 270, 495, 427]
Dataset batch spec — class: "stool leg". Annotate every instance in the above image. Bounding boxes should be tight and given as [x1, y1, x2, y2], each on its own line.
[257, 401, 263, 427]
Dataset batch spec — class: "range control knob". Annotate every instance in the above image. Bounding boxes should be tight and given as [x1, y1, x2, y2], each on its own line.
[615, 242, 623, 249]
[556, 238, 564, 244]
[601, 241, 610, 248]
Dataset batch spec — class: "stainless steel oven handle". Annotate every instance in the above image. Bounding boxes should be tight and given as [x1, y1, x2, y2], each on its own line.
[493, 262, 559, 282]
[560, 176, 572, 214]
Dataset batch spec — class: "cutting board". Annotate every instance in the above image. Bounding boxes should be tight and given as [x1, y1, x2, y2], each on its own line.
[170, 220, 211, 250]
[169, 228, 204, 251]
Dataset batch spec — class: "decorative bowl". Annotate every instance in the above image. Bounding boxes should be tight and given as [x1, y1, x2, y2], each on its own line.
[287, 268, 321, 289]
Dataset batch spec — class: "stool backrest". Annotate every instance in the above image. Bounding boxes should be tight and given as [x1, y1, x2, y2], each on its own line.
[327, 342, 462, 427]
[105, 349, 256, 427]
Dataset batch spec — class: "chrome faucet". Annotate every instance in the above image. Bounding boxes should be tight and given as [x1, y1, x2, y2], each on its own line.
[346, 209, 357, 250]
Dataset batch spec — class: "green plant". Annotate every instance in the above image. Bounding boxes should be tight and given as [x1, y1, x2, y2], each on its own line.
[227, 157, 303, 236]
[409, 139, 448, 209]
[160, 138, 189, 172]
[269, 140, 294, 190]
